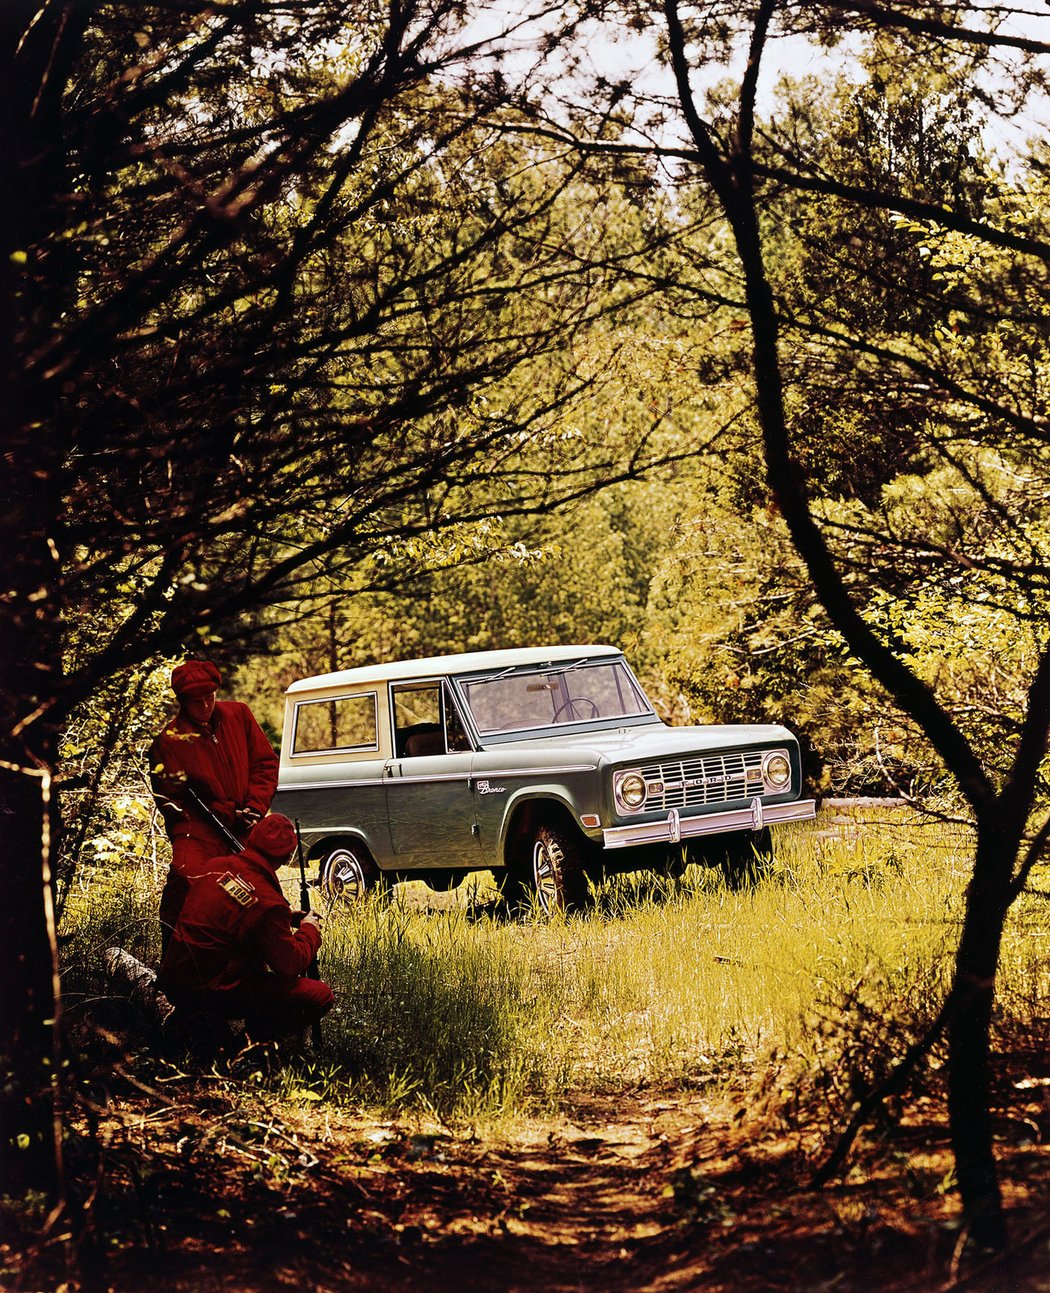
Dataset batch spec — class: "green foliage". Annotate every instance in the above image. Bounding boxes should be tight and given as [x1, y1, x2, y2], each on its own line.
[57, 661, 174, 909]
[59, 860, 160, 1015]
[224, 42, 1050, 810]
[234, 485, 676, 732]
[641, 482, 903, 791]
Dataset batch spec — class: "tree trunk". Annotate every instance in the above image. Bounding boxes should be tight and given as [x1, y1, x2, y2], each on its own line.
[0, 747, 63, 1196]
[946, 826, 1013, 1252]
[1, 0, 84, 1199]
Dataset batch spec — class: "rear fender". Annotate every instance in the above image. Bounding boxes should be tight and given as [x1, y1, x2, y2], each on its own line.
[306, 829, 376, 870]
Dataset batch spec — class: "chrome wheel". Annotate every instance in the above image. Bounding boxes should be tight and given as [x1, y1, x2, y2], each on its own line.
[321, 845, 375, 902]
[530, 823, 588, 915]
[532, 833, 563, 915]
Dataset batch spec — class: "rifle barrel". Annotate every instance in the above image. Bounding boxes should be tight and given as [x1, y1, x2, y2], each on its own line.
[294, 818, 311, 914]
[294, 817, 323, 1047]
[184, 786, 244, 853]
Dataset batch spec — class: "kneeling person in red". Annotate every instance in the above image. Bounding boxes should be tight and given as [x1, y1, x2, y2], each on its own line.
[159, 814, 333, 1042]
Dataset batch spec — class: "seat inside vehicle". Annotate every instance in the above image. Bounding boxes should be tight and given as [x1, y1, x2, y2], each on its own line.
[400, 723, 445, 757]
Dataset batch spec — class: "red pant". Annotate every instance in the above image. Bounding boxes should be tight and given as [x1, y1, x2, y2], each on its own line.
[168, 974, 334, 1042]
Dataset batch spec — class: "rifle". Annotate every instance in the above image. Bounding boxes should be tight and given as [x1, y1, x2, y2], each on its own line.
[295, 817, 323, 1048]
[183, 785, 244, 854]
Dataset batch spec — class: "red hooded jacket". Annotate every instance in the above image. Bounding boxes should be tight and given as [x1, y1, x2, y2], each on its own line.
[158, 844, 321, 998]
[149, 700, 278, 839]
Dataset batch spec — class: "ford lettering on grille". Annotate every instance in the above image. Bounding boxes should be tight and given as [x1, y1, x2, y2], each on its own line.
[640, 751, 764, 810]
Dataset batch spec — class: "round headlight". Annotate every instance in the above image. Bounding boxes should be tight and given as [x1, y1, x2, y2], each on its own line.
[615, 771, 648, 811]
[763, 751, 791, 790]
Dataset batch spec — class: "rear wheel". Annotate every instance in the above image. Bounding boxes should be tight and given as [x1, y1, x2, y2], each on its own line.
[320, 843, 378, 903]
[531, 822, 589, 914]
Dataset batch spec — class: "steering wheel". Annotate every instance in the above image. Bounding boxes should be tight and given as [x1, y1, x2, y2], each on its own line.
[551, 696, 599, 722]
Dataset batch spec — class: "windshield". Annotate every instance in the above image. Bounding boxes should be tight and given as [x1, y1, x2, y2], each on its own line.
[459, 658, 653, 736]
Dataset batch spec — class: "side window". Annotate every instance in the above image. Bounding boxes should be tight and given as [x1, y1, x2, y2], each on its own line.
[392, 681, 474, 757]
[393, 683, 443, 757]
[292, 692, 378, 755]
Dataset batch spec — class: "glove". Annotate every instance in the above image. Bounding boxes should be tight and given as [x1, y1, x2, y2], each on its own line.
[235, 806, 262, 832]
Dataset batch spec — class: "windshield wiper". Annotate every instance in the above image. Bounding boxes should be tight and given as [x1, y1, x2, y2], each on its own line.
[461, 665, 519, 686]
[533, 657, 596, 678]
[466, 657, 598, 686]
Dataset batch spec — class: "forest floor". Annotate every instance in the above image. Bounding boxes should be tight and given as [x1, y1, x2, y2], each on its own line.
[4, 1053, 1049, 1293]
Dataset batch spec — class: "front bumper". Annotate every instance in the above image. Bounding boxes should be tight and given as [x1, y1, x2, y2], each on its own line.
[602, 797, 816, 850]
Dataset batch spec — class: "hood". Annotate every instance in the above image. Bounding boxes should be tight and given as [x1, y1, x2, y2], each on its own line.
[481, 719, 796, 764]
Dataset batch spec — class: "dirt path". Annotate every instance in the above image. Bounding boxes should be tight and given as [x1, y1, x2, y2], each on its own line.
[66, 1082, 1049, 1293]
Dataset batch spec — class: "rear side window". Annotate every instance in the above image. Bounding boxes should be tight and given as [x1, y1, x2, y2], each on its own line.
[292, 692, 378, 755]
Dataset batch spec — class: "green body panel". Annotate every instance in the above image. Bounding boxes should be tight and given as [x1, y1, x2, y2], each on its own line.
[272, 758, 393, 867]
[468, 754, 600, 863]
[384, 752, 481, 869]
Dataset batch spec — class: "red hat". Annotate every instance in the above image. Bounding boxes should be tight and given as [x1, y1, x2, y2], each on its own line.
[171, 660, 222, 698]
[249, 813, 297, 863]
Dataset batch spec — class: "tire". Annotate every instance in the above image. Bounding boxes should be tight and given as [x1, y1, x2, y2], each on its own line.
[717, 827, 774, 888]
[530, 822, 589, 915]
[495, 865, 531, 915]
[660, 846, 689, 881]
[320, 842, 378, 903]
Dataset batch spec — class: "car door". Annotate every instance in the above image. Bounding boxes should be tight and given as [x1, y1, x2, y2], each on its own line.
[383, 679, 482, 869]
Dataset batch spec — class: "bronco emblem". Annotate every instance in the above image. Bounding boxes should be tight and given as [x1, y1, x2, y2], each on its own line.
[476, 779, 506, 795]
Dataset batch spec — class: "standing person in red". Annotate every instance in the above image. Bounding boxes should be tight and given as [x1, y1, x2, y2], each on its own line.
[158, 814, 333, 1042]
[150, 660, 279, 950]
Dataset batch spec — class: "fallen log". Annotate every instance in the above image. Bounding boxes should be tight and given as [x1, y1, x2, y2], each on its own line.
[103, 946, 245, 1059]
[103, 946, 176, 1025]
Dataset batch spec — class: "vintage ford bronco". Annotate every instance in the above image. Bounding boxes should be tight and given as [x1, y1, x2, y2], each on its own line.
[272, 644, 816, 911]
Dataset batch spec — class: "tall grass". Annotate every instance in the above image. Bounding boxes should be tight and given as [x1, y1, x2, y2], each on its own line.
[60, 809, 1048, 1125]
[310, 813, 980, 1118]
[60, 862, 160, 1014]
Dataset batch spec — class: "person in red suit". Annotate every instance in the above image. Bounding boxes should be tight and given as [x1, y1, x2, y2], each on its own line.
[158, 814, 333, 1041]
[149, 660, 278, 950]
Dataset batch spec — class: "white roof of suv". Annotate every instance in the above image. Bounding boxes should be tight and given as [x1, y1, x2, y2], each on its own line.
[285, 644, 622, 695]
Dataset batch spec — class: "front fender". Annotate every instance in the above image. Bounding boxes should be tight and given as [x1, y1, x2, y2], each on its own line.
[494, 785, 599, 859]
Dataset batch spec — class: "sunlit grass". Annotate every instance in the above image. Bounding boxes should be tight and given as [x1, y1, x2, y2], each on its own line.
[309, 812, 980, 1117]
[59, 863, 160, 1015]
[59, 807, 1048, 1125]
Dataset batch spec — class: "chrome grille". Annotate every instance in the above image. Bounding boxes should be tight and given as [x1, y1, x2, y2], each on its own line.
[639, 750, 765, 811]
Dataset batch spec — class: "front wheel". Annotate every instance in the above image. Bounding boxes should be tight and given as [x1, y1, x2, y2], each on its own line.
[320, 843, 378, 903]
[717, 827, 774, 888]
[531, 823, 589, 915]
